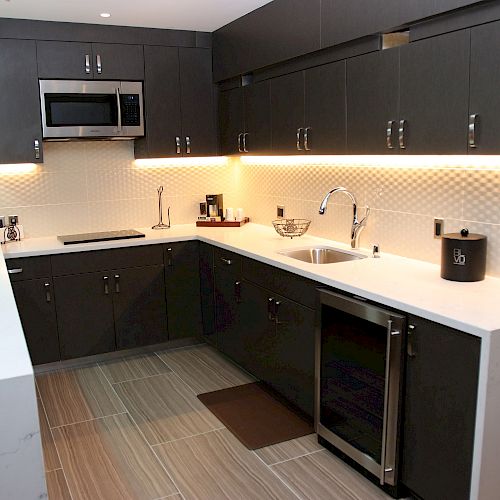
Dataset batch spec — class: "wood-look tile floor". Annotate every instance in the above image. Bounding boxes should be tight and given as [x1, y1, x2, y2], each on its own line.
[36, 345, 393, 500]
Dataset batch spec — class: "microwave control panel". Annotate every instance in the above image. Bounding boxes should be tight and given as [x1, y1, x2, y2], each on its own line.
[121, 94, 141, 126]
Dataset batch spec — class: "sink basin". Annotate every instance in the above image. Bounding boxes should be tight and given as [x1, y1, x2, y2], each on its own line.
[278, 246, 366, 264]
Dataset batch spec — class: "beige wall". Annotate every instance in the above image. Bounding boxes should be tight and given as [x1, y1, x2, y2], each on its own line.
[1, 142, 500, 277]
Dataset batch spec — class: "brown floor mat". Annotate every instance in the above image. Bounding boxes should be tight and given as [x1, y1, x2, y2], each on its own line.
[198, 382, 314, 450]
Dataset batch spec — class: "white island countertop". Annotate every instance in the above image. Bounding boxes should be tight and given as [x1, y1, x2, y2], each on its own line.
[2, 222, 500, 339]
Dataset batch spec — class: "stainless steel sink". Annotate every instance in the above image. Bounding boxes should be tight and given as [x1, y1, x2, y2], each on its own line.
[278, 246, 366, 264]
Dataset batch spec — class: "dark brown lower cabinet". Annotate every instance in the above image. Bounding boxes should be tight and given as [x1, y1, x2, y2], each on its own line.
[401, 315, 481, 500]
[54, 272, 115, 360]
[114, 265, 168, 349]
[11, 278, 60, 365]
[199, 242, 216, 345]
[164, 241, 203, 340]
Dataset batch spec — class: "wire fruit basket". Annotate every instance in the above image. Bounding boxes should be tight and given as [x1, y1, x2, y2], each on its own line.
[272, 219, 311, 239]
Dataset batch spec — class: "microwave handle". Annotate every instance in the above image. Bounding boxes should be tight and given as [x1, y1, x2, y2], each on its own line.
[115, 88, 122, 132]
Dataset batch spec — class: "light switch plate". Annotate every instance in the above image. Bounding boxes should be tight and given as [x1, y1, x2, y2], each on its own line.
[277, 205, 285, 218]
[434, 218, 444, 239]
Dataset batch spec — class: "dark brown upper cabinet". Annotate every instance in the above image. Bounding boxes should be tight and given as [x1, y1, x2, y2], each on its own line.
[135, 46, 216, 158]
[37, 41, 144, 80]
[271, 61, 346, 155]
[0, 39, 43, 164]
[469, 19, 500, 153]
[213, 0, 321, 82]
[218, 81, 271, 156]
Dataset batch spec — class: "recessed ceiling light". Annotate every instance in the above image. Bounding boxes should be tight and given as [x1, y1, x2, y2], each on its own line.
[100, 13, 111, 18]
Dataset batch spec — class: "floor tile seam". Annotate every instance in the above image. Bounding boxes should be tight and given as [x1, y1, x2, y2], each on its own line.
[251, 448, 304, 500]
[45, 466, 63, 473]
[150, 427, 226, 448]
[36, 388, 76, 500]
[105, 369, 174, 386]
[96, 363, 186, 500]
[50, 411, 129, 430]
[159, 361, 203, 397]
[266, 447, 326, 467]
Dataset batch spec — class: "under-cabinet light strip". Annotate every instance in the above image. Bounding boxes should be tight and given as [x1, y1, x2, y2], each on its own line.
[0, 164, 38, 175]
[134, 157, 228, 168]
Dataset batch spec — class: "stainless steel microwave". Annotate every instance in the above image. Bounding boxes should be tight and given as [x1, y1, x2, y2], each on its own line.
[39, 80, 144, 140]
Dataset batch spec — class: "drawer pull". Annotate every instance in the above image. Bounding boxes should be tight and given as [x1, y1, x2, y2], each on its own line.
[235, 281, 242, 303]
[8, 268, 23, 274]
[220, 257, 232, 266]
[44, 282, 51, 303]
[114, 274, 120, 293]
[268, 297, 275, 321]
[167, 247, 173, 266]
[103, 276, 109, 295]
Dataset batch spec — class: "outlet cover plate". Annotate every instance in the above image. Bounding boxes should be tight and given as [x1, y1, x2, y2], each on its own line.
[277, 205, 285, 218]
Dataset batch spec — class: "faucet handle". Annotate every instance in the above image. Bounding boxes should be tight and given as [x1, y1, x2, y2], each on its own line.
[360, 206, 370, 225]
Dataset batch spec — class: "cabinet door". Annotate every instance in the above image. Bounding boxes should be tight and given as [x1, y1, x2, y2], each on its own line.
[214, 266, 241, 359]
[54, 272, 115, 359]
[402, 316, 480, 500]
[271, 72, 305, 154]
[399, 30, 470, 154]
[199, 243, 216, 345]
[0, 39, 43, 164]
[137, 45, 182, 158]
[469, 20, 500, 153]
[305, 60, 347, 154]
[113, 265, 168, 349]
[347, 48, 399, 154]
[179, 48, 217, 157]
[219, 87, 244, 155]
[11, 278, 60, 365]
[244, 80, 272, 154]
[91, 43, 144, 80]
[402, 0, 483, 23]
[165, 242, 203, 340]
[36, 41, 93, 79]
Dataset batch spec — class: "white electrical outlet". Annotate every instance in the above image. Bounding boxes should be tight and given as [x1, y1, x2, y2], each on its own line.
[277, 205, 285, 218]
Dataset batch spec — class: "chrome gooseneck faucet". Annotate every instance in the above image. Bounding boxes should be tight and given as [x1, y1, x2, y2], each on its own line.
[319, 187, 370, 249]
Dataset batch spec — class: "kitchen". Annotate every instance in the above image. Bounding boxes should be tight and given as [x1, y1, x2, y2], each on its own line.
[1, 1, 500, 499]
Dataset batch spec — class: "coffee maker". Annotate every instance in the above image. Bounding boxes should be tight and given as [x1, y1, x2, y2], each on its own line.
[206, 194, 224, 220]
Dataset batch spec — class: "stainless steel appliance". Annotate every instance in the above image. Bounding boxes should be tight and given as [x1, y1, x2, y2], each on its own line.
[316, 289, 406, 496]
[57, 229, 145, 245]
[39, 80, 144, 140]
[206, 194, 224, 219]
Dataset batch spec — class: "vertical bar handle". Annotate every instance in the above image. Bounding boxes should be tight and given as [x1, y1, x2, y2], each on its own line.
[386, 121, 396, 149]
[234, 281, 242, 303]
[114, 274, 120, 293]
[243, 133, 249, 153]
[185, 136, 191, 154]
[96, 54, 102, 74]
[296, 128, 304, 151]
[115, 88, 122, 132]
[34, 140, 40, 160]
[85, 54, 91, 74]
[407, 324, 417, 357]
[267, 297, 275, 321]
[237, 133, 243, 153]
[398, 120, 406, 149]
[469, 114, 478, 149]
[103, 276, 109, 295]
[175, 136, 181, 154]
[166, 247, 173, 267]
[304, 127, 312, 151]
[44, 283, 51, 303]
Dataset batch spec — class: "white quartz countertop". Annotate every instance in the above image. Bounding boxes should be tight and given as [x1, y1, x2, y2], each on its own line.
[3, 222, 500, 340]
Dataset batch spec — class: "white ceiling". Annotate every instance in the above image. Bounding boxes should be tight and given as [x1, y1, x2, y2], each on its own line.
[0, 0, 274, 32]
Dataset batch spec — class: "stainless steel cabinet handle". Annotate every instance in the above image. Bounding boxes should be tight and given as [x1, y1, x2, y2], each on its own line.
[469, 114, 478, 148]
[235, 281, 242, 303]
[114, 274, 120, 293]
[398, 120, 406, 149]
[167, 247, 173, 266]
[220, 257, 232, 266]
[34, 139, 40, 160]
[407, 324, 417, 357]
[8, 268, 23, 274]
[44, 283, 51, 303]
[386, 121, 396, 149]
[304, 127, 311, 151]
[237, 133, 243, 153]
[115, 88, 122, 132]
[268, 297, 275, 321]
[296, 128, 304, 151]
[85, 54, 91, 74]
[96, 54, 102, 74]
[243, 133, 249, 153]
[185, 136, 191, 154]
[175, 136, 181, 155]
[103, 276, 109, 295]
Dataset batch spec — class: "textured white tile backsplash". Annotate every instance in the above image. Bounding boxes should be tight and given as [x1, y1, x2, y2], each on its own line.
[1, 142, 500, 276]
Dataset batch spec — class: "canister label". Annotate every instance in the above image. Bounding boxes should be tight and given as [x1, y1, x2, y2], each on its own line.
[453, 248, 466, 266]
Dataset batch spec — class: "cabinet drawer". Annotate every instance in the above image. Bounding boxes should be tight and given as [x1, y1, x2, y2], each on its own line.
[51, 245, 164, 276]
[242, 257, 317, 309]
[6, 256, 52, 282]
[213, 247, 242, 274]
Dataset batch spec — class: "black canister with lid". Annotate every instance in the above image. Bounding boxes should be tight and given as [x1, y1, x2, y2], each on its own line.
[441, 229, 487, 282]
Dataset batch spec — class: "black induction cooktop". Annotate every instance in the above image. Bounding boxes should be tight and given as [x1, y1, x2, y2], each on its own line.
[57, 229, 145, 245]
